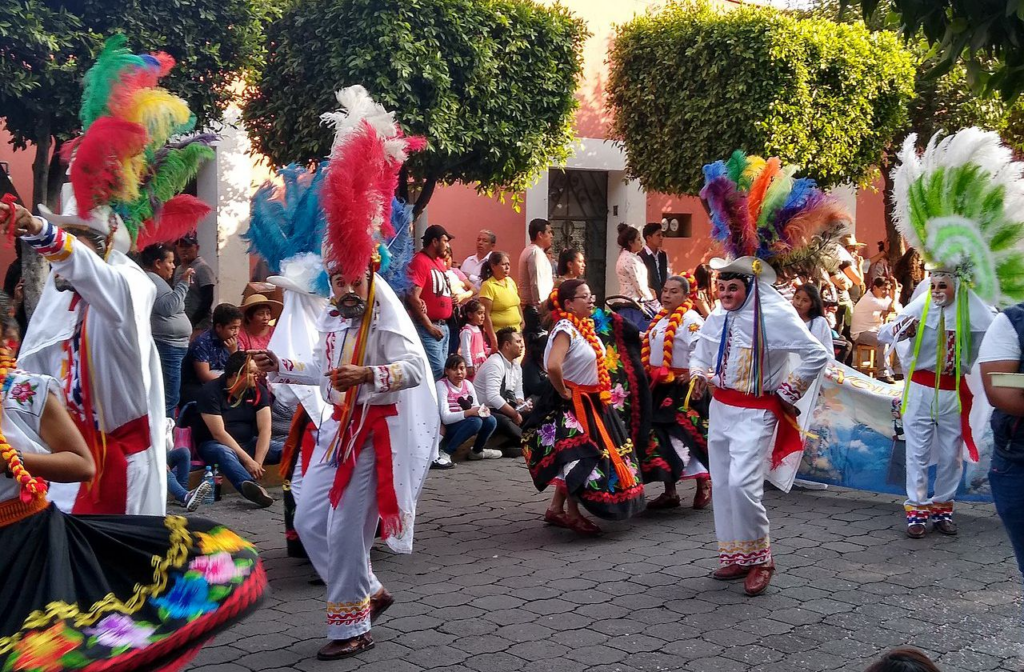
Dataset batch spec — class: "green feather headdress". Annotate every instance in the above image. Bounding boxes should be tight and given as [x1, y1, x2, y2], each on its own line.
[892, 128, 1024, 307]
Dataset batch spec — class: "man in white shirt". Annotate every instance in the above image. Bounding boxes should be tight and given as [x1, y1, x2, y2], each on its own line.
[851, 277, 898, 382]
[474, 327, 531, 456]
[461, 230, 496, 290]
[518, 218, 554, 332]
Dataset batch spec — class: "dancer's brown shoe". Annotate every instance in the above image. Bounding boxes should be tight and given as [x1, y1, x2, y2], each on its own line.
[565, 514, 602, 537]
[647, 492, 681, 510]
[743, 561, 775, 596]
[369, 589, 394, 623]
[934, 519, 958, 536]
[317, 634, 374, 660]
[693, 479, 712, 510]
[543, 509, 570, 528]
[712, 563, 750, 581]
[907, 523, 927, 539]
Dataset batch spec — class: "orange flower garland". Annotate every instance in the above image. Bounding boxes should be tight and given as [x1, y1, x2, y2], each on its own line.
[0, 350, 48, 503]
[550, 300, 612, 404]
[641, 298, 694, 384]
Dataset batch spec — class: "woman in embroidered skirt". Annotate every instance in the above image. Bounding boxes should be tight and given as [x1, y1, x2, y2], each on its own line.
[0, 346, 266, 671]
[641, 275, 713, 510]
[523, 280, 645, 536]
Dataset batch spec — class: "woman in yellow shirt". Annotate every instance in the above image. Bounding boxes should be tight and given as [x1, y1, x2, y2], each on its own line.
[479, 251, 523, 350]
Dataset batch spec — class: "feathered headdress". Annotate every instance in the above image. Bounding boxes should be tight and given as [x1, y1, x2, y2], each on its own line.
[700, 150, 851, 280]
[43, 35, 215, 253]
[892, 128, 1024, 308]
[247, 162, 417, 297]
[319, 85, 427, 281]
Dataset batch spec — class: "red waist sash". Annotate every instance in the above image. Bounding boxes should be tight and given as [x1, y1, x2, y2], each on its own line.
[73, 414, 151, 514]
[329, 403, 402, 539]
[909, 370, 979, 462]
[712, 388, 803, 469]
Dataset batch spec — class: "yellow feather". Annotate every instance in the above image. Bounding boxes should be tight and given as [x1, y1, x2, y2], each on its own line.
[739, 156, 766, 191]
[124, 89, 191, 148]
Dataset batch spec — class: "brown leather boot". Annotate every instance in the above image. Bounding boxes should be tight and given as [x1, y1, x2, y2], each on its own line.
[743, 561, 776, 596]
[316, 633, 374, 660]
[712, 563, 750, 581]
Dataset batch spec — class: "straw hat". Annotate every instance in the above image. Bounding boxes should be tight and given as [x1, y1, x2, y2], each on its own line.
[240, 293, 283, 321]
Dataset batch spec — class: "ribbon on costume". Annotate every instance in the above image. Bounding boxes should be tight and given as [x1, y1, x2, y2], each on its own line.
[713, 387, 804, 469]
[909, 370, 980, 462]
[566, 382, 637, 489]
[328, 403, 402, 538]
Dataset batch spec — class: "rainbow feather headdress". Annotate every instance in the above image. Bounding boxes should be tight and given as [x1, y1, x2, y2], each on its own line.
[319, 86, 426, 283]
[246, 162, 416, 297]
[892, 128, 1024, 308]
[40, 35, 214, 254]
[700, 151, 851, 397]
[700, 150, 851, 281]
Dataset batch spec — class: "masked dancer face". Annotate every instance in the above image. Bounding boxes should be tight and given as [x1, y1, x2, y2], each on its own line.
[331, 271, 370, 319]
[716, 277, 748, 312]
[930, 275, 956, 307]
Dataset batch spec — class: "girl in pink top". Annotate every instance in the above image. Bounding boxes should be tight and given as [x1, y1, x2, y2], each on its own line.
[459, 299, 489, 379]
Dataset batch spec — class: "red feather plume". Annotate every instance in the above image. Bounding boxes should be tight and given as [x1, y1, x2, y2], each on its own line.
[137, 194, 211, 248]
[68, 117, 148, 217]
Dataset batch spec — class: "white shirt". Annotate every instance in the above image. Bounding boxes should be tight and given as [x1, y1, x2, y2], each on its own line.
[850, 293, 893, 339]
[647, 310, 703, 370]
[461, 253, 488, 289]
[475, 352, 524, 410]
[435, 378, 483, 424]
[615, 249, 654, 302]
[544, 320, 603, 387]
[517, 244, 554, 306]
[804, 316, 835, 358]
[978, 313, 1021, 364]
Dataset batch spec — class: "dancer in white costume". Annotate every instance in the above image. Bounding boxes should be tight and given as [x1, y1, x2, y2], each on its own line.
[880, 128, 1024, 538]
[256, 86, 437, 660]
[692, 151, 845, 596]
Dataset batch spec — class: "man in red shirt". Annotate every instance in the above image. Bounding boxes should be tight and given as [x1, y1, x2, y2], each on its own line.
[408, 225, 455, 379]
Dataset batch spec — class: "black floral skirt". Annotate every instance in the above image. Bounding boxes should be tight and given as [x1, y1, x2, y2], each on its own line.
[524, 387, 645, 520]
[0, 502, 265, 671]
[641, 380, 710, 484]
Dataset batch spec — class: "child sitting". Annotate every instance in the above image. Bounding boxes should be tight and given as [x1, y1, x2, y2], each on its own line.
[459, 299, 489, 379]
[435, 354, 500, 468]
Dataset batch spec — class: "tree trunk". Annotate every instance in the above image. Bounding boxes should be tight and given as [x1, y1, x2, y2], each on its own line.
[412, 175, 437, 218]
[881, 147, 905, 266]
[22, 122, 55, 321]
[45, 139, 65, 210]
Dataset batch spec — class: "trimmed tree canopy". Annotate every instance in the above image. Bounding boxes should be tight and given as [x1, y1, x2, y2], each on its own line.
[242, 0, 587, 214]
[607, 1, 916, 196]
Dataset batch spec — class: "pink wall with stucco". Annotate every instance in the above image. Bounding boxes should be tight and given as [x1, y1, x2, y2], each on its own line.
[855, 177, 888, 251]
[0, 124, 46, 273]
[426, 183, 527, 269]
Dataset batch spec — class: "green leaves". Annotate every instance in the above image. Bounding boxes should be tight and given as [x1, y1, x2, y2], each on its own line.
[607, 0, 916, 195]
[241, 0, 587, 208]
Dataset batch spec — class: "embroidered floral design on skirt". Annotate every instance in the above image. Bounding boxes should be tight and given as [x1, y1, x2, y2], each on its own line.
[641, 380, 710, 484]
[0, 504, 266, 671]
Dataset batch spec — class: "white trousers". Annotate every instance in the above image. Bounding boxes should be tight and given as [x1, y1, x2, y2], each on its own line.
[903, 381, 963, 513]
[708, 399, 775, 566]
[295, 417, 383, 640]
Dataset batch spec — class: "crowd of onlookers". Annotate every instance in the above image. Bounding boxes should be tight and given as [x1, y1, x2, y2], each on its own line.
[0, 219, 928, 506]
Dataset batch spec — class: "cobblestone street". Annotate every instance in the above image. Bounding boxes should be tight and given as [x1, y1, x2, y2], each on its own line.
[192, 459, 1023, 672]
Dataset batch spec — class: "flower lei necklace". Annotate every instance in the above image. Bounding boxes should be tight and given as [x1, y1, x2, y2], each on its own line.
[641, 298, 694, 384]
[0, 350, 48, 503]
[553, 306, 612, 404]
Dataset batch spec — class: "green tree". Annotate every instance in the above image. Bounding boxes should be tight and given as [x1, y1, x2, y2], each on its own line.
[606, 0, 916, 196]
[852, 0, 1024, 101]
[0, 0, 273, 211]
[242, 0, 588, 215]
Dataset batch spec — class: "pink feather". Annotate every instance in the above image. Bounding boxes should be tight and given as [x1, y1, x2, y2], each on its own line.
[69, 117, 147, 217]
[138, 194, 210, 248]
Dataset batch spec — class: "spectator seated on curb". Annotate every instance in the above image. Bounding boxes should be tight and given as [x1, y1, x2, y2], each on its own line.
[474, 327, 532, 457]
[165, 417, 210, 511]
[196, 351, 282, 507]
[180, 303, 243, 408]
[433, 354, 499, 469]
[863, 648, 940, 672]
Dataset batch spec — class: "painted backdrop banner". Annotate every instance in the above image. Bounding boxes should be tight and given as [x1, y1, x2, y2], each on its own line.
[793, 362, 994, 503]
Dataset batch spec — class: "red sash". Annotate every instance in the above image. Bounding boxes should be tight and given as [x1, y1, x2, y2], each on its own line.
[712, 388, 803, 469]
[328, 403, 402, 539]
[910, 370, 979, 462]
[72, 414, 151, 514]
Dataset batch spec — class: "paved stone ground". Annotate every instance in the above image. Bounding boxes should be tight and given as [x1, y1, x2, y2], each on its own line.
[191, 459, 1022, 672]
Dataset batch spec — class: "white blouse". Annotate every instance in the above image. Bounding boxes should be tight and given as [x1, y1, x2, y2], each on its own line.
[647, 309, 705, 370]
[804, 316, 835, 358]
[0, 371, 61, 503]
[544, 319, 604, 387]
[615, 250, 655, 302]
